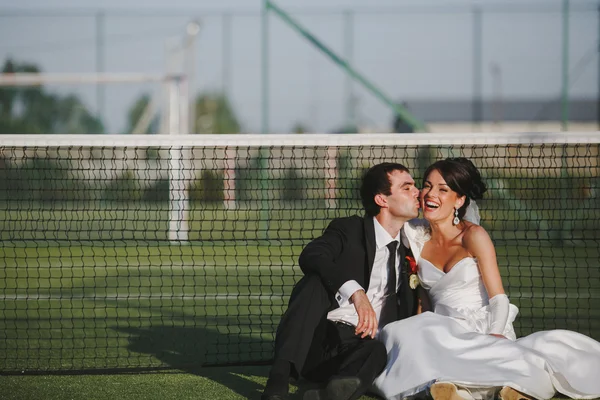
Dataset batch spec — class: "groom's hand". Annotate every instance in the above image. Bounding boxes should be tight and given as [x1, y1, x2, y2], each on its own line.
[350, 290, 377, 339]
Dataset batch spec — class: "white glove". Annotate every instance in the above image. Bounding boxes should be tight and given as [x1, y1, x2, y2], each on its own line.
[489, 294, 510, 335]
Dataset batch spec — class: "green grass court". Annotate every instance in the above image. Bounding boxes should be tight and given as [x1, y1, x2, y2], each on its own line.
[0, 367, 386, 400]
[0, 369, 595, 400]
[1, 200, 599, 399]
[2, 242, 599, 372]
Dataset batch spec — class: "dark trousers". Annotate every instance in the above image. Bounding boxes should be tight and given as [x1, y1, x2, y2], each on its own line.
[272, 274, 387, 394]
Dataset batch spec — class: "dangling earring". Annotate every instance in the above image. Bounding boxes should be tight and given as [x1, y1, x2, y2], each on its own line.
[453, 208, 460, 225]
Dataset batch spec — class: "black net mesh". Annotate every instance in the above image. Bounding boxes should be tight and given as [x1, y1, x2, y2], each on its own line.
[0, 142, 599, 372]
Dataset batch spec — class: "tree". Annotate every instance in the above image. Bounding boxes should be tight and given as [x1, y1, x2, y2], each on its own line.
[0, 58, 105, 134]
[0, 59, 19, 120]
[392, 102, 415, 133]
[330, 124, 359, 134]
[192, 93, 241, 134]
[291, 122, 309, 134]
[125, 93, 159, 134]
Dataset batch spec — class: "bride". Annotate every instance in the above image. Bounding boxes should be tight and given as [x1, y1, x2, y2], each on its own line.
[372, 157, 600, 400]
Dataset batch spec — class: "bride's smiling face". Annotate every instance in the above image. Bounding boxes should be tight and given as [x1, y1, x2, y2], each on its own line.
[420, 169, 465, 223]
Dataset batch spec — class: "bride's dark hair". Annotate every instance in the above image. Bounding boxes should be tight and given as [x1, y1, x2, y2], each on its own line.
[423, 157, 487, 220]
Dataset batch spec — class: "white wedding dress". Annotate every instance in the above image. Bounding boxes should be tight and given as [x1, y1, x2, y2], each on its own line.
[372, 222, 600, 400]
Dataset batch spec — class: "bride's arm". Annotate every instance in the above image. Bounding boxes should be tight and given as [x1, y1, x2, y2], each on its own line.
[463, 225, 510, 338]
[463, 225, 505, 298]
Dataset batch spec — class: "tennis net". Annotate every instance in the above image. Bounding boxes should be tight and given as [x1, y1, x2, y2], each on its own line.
[1, 132, 599, 372]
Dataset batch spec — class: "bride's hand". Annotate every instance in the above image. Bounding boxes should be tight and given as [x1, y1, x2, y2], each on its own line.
[351, 290, 377, 339]
[490, 333, 507, 339]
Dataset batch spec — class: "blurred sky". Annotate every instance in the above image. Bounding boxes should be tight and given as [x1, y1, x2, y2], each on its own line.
[0, 0, 598, 133]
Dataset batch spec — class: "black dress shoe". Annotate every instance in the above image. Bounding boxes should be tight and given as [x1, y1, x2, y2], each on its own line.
[303, 387, 326, 400]
[261, 374, 290, 400]
[261, 385, 289, 400]
[303, 376, 362, 400]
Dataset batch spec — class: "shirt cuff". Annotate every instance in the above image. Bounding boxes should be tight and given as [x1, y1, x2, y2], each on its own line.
[335, 280, 364, 306]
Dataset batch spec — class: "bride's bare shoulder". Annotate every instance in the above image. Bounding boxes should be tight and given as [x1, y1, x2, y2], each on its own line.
[461, 222, 491, 244]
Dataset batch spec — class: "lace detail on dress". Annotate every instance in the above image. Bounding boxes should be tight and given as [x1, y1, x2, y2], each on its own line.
[412, 224, 431, 243]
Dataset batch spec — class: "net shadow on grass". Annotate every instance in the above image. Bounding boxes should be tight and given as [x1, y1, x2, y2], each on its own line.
[118, 324, 276, 399]
[117, 323, 334, 399]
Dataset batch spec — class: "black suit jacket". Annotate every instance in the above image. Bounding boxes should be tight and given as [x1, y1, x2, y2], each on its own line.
[298, 215, 417, 320]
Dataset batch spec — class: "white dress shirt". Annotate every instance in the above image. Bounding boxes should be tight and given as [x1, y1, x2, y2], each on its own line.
[327, 217, 401, 333]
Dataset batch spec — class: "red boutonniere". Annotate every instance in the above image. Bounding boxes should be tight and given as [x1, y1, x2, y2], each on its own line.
[405, 255, 420, 289]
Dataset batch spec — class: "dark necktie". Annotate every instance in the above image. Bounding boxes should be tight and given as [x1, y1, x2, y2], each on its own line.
[386, 241, 399, 295]
[380, 241, 399, 328]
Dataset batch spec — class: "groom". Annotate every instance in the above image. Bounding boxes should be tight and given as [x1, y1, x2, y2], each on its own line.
[261, 162, 420, 400]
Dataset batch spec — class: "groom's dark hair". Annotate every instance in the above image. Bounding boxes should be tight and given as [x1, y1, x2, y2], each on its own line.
[361, 162, 410, 217]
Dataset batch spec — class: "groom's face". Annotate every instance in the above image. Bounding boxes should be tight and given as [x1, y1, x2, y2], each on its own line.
[379, 170, 420, 219]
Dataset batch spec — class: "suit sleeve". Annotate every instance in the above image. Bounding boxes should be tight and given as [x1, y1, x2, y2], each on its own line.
[298, 218, 359, 295]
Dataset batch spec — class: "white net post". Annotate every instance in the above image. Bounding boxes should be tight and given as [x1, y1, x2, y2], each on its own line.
[167, 76, 190, 242]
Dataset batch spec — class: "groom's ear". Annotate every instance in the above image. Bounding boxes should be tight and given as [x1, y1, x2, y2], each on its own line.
[374, 193, 387, 208]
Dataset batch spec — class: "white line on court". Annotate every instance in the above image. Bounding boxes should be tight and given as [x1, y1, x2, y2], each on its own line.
[5, 262, 298, 270]
[3, 291, 598, 301]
